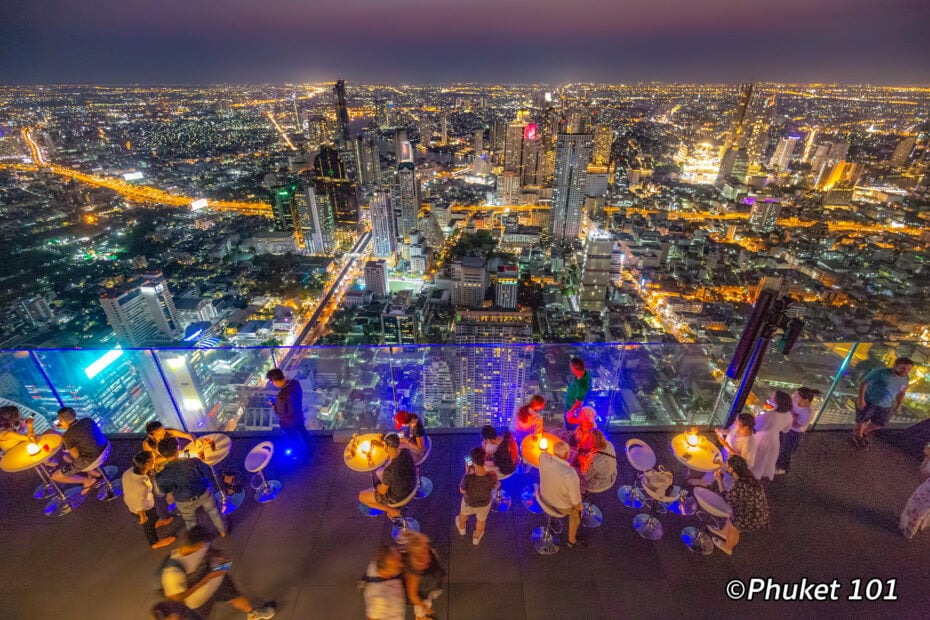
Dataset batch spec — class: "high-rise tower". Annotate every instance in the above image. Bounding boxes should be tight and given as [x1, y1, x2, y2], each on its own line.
[369, 191, 397, 259]
[551, 132, 593, 244]
[333, 80, 350, 148]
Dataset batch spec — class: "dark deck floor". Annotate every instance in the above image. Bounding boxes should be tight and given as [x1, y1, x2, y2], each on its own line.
[1, 430, 928, 620]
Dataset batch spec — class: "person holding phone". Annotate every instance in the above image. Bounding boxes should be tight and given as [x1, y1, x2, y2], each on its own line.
[455, 448, 497, 545]
[160, 526, 275, 619]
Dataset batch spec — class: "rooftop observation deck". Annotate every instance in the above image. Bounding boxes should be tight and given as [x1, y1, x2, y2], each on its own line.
[2, 429, 928, 619]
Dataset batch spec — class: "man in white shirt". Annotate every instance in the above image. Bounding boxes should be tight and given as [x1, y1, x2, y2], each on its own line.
[361, 545, 406, 620]
[160, 527, 275, 620]
[538, 441, 584, 547]
[121, 451, 175, 549]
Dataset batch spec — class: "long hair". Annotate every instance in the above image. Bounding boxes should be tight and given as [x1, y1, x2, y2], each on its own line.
[728, 455, 759, 487]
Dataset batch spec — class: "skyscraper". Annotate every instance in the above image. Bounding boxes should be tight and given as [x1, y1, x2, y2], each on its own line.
[296, 185, 334, 253]
[591, 125, 614, 166]
[369, 191, 397, 259]
[364, 259, 389, 297]
[579, 232, 614, 311]
[769, 136, 800, 171]
[395, 161, 419, 239]
[473, 130, 483, 156]
[333, 80, 350, 148]
[354, 135, 381, 189]
[495, 265, 518, 309]
[314, 146, 359, 228]
[452, 309, 533, 427]
[451, 257, 488, 308]
[748, 199, 781, 233]
[891, 136, 916, 168]
[551, 132, 593, 244]
[722, 83, 773, 169]
[440, 111, 449, 145]
[100, 272, 180, 346]
[269, 183, 297, 232]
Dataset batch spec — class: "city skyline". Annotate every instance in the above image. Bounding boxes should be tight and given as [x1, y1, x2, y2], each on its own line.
[2, 0, 930, 85]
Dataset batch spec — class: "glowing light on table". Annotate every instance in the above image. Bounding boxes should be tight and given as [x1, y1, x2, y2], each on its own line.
[26, 443, 40, 456]
[360, 440, 371, 455]
[686, 434, 699, 447]
[539, 437, 549, 451]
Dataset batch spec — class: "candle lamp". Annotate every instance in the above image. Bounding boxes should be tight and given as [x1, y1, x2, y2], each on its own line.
[26, 442, 41, 456]
[539, 437, 549, 451]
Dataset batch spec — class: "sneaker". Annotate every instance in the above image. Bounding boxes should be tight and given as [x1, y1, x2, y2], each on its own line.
[774, 469, 787, 476]
[472, 531, 484, 545]
[151, 536, 176, 549]
[155, 516, 175, 528]
[247, 607, 275, 620]
[454, 516, 466, 536]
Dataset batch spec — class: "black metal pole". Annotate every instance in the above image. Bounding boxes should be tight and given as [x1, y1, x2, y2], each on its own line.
[724, 326, 775, 427]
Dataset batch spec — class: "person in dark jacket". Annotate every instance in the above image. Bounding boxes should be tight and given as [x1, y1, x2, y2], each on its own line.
[266, 368, 310, 461]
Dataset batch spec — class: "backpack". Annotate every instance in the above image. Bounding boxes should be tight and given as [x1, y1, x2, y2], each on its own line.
[356, 571, 404, 592]
[154, 555, 186, 597]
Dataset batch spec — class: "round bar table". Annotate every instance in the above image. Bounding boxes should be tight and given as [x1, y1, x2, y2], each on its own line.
[519, 432, 562, 513]
[344, 433, 390, 517]
[669, 432, 722, 516]
[193, 433, 242, 515]
[1, 434, 84, 517]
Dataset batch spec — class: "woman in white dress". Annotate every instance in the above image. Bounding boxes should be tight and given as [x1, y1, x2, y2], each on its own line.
[751, 391, 793, 481]
[900, 446, 930, 539]
[694, 412, 757, 489]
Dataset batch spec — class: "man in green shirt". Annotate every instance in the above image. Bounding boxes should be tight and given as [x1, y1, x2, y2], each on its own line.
[564, 357, 591, 430]
[854, 357, 913, 447]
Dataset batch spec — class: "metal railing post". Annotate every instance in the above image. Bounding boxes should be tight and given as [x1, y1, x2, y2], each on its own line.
[810, 342, 859, 430]
[149, 349, 188, 432]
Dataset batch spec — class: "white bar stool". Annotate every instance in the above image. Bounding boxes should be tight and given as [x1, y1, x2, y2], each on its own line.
[245, 441, 281, 503]
[618, 439, 656, 509]
[386, 487, 420, 541]
[532, 487, 566, 555]
[682, 486, 732, 555]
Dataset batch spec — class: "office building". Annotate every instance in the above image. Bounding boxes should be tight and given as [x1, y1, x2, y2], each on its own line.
[364, 260, 389, 297]
[440, 112, 449, 145]
[495, 265, 519, 309]
[314, 146, 359, 229]
[333, 79, 350, 148]
[381, 293, 419, 345]
[452, 309, 533, 427]
[269, 183, 297, 232]
[18, 296, 54, 327]
[551, 132, 593, 244]
[355, 135, 381, 189]
[579, 232, 614, 311]
[473, 130, 483, 156]
[891, 136, 916, 168]
[769, 136, 800, 171]
[716, 148, 748, 186]
[100, 272, 180, 347]
[422, 360, 454, 411]
[722, 83, 774, 169]
[748, 199, 781, 233]
[451, 257, 488, 308]
[395, 162, 419, 239]
[297, 185, 334, 253]
[591, 125, 613, 166]
[369, 191, 397, 259]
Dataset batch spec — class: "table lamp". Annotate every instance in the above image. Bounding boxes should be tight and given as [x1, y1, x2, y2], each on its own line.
[539, 437, 549, 451]
[360, 440, 371, 455]
[26, 442, 41, 456]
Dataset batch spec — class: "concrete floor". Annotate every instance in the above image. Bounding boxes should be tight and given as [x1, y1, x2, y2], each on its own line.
[1, 430, 928, 620]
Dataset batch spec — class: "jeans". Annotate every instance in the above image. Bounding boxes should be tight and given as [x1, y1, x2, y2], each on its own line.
[176, 488, 226, 535]
[776, 430, 803, 472]
[138, 506, 159, 546]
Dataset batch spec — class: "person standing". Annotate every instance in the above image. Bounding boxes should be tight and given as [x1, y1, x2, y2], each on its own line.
[400, 531, 445, 620]
[155, 437, 227, 537]
[854, 357, 914, 448]
[539, 441, 584, 548]
[564, 358, 591, 430]
[360, 545, 406, 620]
[455, 447, 498, 545]
[159, 526, 275, 619]
[775, 387, 820, 475]
[750, 391, 793, 482]
[266, 368, 310, 461]
[122, 451, 176, 549]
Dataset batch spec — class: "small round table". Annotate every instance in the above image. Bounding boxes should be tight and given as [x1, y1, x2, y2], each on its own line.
[519, 432, 561, 513]
[682, 486, 733, 555]
[344, 433, 390, 517]
[0, 435, 83, 517]
[192, 434, 241, 515]
[669, 432, 722, 516]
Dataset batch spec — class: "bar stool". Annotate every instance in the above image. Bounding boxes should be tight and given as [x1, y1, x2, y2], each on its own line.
[491, 468, 516, 512]
[245, 441, 281, 503]
[634, 480, 677, 540]
[80, 442, 122, 501]
[581, 477, 616, 528]
[617, 439, 655, 509]
[413, 436, 433, 499]
[682, 487, 732, 555]
[386, 487, 420, 541]
[532, 487, 566, 555]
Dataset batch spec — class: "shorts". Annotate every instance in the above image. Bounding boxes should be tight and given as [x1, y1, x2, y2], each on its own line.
[856, 402, 892, 427]
[194, 574, 241, 617]
[58, 456, 95, 475]
[375, 490, 403, 507]
[460, 498, 491, 522]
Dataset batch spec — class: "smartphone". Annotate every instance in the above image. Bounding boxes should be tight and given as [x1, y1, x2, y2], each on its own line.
[464, 455, 473, 468]
[211, 561, 232, 572]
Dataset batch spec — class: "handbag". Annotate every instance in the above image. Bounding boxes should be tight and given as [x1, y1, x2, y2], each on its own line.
[643, 465, 673, 497]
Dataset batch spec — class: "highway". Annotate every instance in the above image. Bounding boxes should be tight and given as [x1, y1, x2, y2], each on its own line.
[281, 231, 372, 369]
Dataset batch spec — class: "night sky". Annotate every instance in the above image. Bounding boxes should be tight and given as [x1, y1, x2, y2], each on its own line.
[2, 0, 929, 85]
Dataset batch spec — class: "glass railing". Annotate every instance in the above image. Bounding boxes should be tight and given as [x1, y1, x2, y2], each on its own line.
[0, 341, 926, 435]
